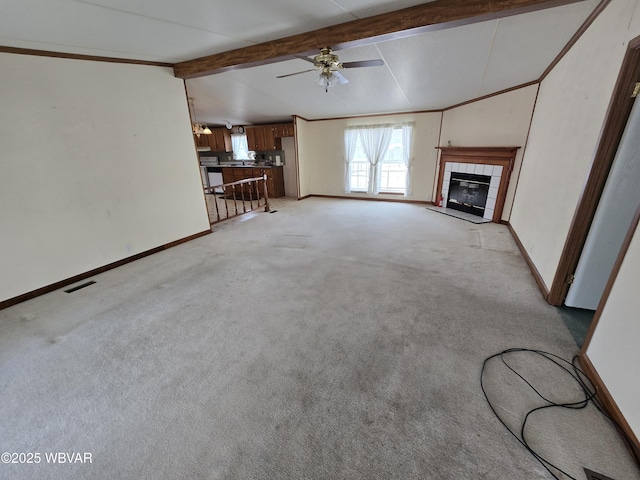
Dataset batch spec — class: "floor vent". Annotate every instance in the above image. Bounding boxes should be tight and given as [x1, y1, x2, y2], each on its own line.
[584, 468, 616, 480]
[64, 281, 96, 293]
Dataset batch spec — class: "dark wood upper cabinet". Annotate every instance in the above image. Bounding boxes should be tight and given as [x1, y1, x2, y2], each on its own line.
[194, 133, 209, 148]
[245, 127, 262, 150]
[212, 128, 232, 152]
[245, 123, 294, 150]
[263, 127, 276, 150]
[194, 128, 232, 152]
[272, 123, 294, 138]
[198, 123, 292, 151]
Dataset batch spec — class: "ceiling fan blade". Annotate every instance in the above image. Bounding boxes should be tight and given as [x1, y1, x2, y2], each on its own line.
[294, 55, 317, 64]
[333, 71, 349, 84]
[276, 69, 316, 79]
[342, 59, 384, 68]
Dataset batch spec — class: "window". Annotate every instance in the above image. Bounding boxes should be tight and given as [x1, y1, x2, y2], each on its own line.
[349, 138, 369, 192]
[378, 128, 407, 194]
[350, 161, 370, 192]
[231, 134, 249, 160]
[347, 125, 412, 195]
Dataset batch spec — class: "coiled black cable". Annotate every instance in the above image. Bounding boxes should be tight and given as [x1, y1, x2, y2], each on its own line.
[480, 348, 639, 480]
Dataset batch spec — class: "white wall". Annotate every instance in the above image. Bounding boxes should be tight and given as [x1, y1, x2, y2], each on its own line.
[509, 0, 640, 288]
[587, 218, 640, 436]
[440, 84, 539, 220]
[294, 88, 537, 206]
[0, 53, 210, 303]
[301, 112, 442, 201]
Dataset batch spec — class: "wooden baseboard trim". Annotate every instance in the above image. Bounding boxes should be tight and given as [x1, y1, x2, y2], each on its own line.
[0, 229, 212, 311]
[506, 222, 550, 300]
[298, 195, 312, 200]
[578, 352, 640, 463]
[309, 194, 429, 205]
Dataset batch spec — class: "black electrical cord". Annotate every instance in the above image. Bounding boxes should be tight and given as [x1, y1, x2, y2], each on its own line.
[480, 348, 639, 480]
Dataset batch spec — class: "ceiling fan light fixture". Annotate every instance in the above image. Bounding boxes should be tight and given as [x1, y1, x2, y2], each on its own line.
[277, 47, 376, 91]
[315, 71, 338, 92]
[192, 123, 212, 137]
[188, 97, 212, 137]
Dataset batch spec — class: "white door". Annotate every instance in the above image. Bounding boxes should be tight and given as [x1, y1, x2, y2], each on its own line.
[565, 96, 640, 309]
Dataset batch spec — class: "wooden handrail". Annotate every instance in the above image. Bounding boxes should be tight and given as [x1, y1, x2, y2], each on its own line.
[204, 173, 270, 224]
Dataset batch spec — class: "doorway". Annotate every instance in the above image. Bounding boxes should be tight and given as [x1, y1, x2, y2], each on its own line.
[549, 35, 640, 346]
[565, 95, 640, 310]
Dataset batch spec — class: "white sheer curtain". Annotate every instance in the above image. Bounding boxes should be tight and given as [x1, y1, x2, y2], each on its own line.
[401, 123, 414, 196]
[344, 128, 359, 193]
[359, 125, 394, 194]
[231, 134, 249, 159]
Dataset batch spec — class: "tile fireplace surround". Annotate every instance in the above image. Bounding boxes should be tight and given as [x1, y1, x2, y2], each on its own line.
[436, 147, 520, 223]
[443, 163, 503, 221]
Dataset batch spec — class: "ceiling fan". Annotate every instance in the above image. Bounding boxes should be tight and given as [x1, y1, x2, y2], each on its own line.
[276, 47, 384, 92]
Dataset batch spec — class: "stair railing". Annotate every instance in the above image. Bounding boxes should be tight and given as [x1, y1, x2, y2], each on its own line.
[204, 173, 270, 224]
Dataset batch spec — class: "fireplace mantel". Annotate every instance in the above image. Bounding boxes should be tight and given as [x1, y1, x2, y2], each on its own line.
[436, 147, 519, 223]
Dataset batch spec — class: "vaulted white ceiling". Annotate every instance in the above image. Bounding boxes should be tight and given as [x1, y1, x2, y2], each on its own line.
[1, 0, 600, 125]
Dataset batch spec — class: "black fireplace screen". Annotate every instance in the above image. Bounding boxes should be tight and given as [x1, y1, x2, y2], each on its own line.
[446, 172, 491, 217]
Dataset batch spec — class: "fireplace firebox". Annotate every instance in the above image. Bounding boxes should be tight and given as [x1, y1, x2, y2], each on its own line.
[446, 172, 491, 217]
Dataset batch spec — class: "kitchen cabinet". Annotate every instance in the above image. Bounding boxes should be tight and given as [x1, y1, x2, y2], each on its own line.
[202, 122, 293, 152]
[263, 127, 277, 150]
[246, 126, 275, 150]
[234, 167, 255, 196]
[221, 166, 285, 198]
[221, 168, 233, 186]
[245, 124, 290, 150]
[222, 168, 251, 196]
[194, 133, 210, 148]
[273, 123, 294, 138]
[262, 167, 285, 198]
[257, 167, 285, 198]
[243, 123, 295, 151]
[211, 128, 232, 152]
[245, 127, 264, 151]
[193, 128, 231, 152]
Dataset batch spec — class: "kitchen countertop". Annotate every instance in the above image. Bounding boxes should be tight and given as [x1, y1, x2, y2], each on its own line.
[219, 163, 280, 168]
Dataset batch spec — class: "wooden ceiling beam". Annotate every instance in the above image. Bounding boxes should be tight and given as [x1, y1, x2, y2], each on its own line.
[173, 0, 583, 79]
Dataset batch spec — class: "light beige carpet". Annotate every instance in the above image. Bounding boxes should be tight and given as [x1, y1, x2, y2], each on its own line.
[0, 198, 638, 480]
